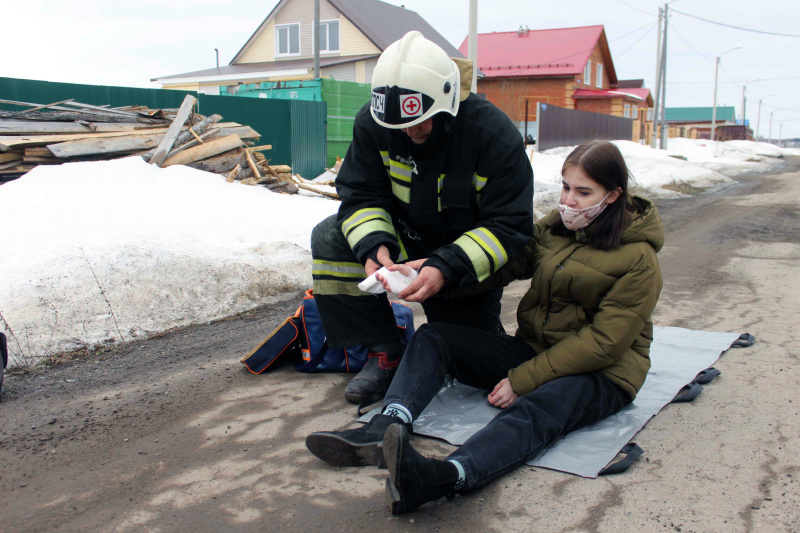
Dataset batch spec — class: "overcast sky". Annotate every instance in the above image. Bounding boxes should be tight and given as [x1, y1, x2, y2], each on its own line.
[2, 0, 799, 138]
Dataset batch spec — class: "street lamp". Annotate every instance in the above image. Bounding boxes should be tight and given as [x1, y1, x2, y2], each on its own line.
[756, 94, 776, 141]
[711, 45, 742, 142]
[768, 109, 781, 144]
[741, 78, 761, 126]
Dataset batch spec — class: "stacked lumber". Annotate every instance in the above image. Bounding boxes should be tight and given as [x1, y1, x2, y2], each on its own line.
[0, 95, 308, 194]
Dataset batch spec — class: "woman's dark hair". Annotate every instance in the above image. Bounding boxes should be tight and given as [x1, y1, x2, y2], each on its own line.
[550, 140, 641, 250]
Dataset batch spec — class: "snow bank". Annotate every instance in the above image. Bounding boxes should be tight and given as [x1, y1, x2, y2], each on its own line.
[0, 158, 338, 363]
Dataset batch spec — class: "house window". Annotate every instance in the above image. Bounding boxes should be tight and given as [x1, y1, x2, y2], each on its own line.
[319, 20, 340, 53]
[276, 23, 300, 56]
[583, 60, 592, 86]
[624, 103, 631, 118]
[596, 63, 603, 88]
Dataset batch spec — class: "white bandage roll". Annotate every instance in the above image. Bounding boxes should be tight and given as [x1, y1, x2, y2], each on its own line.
[358, 266, 418, 295]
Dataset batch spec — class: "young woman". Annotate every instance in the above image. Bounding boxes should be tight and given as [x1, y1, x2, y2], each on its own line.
[306, 140, 664, 514]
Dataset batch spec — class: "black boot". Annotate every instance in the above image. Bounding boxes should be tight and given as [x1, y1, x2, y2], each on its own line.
[383, 424, 459, 514]
[305, 414, 408, 467]
[344, 343, 402, 405]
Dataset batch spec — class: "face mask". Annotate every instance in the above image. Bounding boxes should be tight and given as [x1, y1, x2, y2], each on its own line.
[557, 192, 611, 230]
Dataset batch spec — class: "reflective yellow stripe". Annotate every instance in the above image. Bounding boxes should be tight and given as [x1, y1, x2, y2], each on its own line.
[342, 208, 395, 248]
[465, 227, 508, 271]
[380, 150, 390, 166]
[342, 208, 391, 237]
[312, 260, 365, 279]
[473, 173, 488, 192]
[396, 235, 408, 261]
[314, 279, 369, 297]
[391, 181, 411, 203]
[453, 234, 492, 281]
[437, 174, 444, 211]
[389, 161, 413, 183]
[346, 218, 396, 248]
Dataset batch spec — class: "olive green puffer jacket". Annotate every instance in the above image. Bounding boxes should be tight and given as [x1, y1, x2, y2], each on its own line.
[506, 195, 663, 400]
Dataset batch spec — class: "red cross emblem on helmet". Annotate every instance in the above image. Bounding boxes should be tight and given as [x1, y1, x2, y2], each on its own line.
[400, 94, 423, 118]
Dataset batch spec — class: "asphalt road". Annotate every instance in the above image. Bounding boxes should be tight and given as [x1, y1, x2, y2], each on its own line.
[1, 157, 799, 533]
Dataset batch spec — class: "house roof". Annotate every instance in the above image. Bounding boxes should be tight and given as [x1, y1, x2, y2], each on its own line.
[573, 88, 653, 107]
[665, 106, 736, 123]
[457, 25, 617, 83]
[328, 0, 463, 57]
[231, 0, 463, 65]
[618, 79, 644, 88]
[616, 88, 654, 106]
[152, 55, 377, 83]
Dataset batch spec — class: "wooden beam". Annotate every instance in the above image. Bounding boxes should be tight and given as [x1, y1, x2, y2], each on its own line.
[0, 120, 168, 135]
[243, 145, 262, 179]
[47, 132, 168, 158]
[0, 127, 174, 150]
[162, 134, 243, 167]
[166, 128, 219, 159]
[212, 124, 260, 139]
[226, 164, 242, 183]
[247, 144, 272, 153]
[139, 113, 221, 160]
[148, 94, 197, 166]
[20, 99, 75, 114]
[0, 153, 21, 164]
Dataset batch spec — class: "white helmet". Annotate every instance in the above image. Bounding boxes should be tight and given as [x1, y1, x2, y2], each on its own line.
[370, 31, 460, 129]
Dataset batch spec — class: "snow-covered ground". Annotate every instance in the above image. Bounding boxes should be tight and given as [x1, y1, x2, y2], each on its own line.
[1, 140, 797, 366]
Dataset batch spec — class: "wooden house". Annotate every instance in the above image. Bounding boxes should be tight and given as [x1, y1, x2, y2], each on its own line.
[151, 0, 462, 93]
[458, 26, 653, 143]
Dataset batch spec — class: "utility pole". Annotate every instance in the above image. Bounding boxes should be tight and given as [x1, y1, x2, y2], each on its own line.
[659, 2, 669, 149]
[711, 46, 741, 144]
[755, 94, 775, 141]
[779, 123, 783, 147]
[651, 6, 663, 149]
[711, 55, 721, 142]
[313, 0, 320, 78]
[769, 112, 774, 143]
[469, 0, 478, 93]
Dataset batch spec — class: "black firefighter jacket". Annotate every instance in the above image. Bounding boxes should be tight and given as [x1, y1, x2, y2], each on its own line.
[335, 88, 534, 292]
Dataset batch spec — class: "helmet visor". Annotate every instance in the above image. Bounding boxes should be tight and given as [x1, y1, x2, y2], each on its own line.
[371, 86, 435, 128]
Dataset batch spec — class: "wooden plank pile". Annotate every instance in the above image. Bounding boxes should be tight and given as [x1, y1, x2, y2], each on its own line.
[0, 94, 336, 197]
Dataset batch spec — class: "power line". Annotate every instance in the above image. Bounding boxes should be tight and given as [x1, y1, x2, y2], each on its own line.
[615, 22, 657, 59]
[616, 0, 657, 18]
[669, 22, 714, 62]
[668, 76, 800, 84]
[672, 8, 800, 38]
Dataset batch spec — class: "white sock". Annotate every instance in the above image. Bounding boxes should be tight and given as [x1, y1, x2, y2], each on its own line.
[382, 403, 412, 424]
[448, 459, 466, 490]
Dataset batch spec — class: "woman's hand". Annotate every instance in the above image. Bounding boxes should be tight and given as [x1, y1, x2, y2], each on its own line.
[488, 378, 518, 409]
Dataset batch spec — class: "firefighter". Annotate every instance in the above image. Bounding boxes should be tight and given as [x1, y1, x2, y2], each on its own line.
[311, 31, 534, 405]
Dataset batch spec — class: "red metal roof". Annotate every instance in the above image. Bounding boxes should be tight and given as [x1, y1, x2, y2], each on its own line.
[458, 26, 608, 79]
[573, 88, 641, 100]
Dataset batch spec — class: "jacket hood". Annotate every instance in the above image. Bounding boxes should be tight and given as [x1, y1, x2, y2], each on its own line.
[620, 195, 664, 252]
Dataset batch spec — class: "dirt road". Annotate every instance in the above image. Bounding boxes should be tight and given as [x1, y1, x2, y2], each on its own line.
[2, 158, 799, 532]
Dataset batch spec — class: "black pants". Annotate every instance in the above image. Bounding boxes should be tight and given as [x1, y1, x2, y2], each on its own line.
[311, 215, 504, 348]
[382, 323, 630, 490]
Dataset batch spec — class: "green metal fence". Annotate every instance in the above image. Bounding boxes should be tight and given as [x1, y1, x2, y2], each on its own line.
[0, 76, 193, 113]
[321, 79, 370, 166]
[0, 77, 327, 179]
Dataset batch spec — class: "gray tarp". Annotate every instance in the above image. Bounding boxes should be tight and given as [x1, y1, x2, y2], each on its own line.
[361, 326, 741, 478]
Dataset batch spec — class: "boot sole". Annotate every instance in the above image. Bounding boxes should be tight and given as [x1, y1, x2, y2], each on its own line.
[382, 424, 407, 514]
[305, 432, 380, 467]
